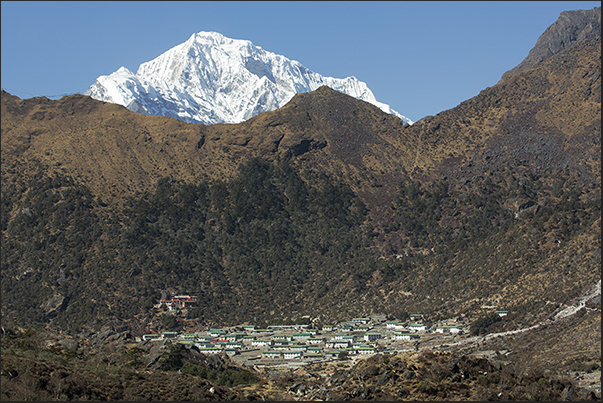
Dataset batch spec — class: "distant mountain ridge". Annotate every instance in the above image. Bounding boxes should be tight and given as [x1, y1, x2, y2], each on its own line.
[84, 31, 413, 125]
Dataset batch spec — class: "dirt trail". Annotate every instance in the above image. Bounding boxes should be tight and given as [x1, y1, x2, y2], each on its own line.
[486, 280, 600, 341]
[426, 280, 601, 350]
[553, 280, 601, 320]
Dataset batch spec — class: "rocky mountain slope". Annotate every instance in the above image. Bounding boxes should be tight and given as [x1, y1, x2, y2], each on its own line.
[84, 31, 412, 125]
[500, 6, 600, 82]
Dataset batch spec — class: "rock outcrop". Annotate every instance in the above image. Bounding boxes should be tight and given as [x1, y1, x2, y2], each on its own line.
[500, 6, 600, 82]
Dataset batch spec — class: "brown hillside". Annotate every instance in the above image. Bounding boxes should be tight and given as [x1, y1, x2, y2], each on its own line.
[1, 86, 416, 211]
[370, 33, 601, 305]
[1, 92, 208, 205]
[403, 35, 600, 187]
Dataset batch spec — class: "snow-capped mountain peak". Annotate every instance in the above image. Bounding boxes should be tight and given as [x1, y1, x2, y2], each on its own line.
[85, 31, 413, 125]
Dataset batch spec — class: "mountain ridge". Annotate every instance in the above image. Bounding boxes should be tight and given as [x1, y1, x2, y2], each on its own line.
[84, 31, 413, 125]
[500, 6, 600, 82]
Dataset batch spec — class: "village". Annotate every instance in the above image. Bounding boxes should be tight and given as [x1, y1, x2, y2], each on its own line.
[142, 294, 511, 368]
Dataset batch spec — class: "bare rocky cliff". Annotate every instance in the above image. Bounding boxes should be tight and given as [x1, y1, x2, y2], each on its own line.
[500, 6, 600, 82]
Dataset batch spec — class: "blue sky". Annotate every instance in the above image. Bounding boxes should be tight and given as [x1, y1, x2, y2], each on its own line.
[1, 1, 600, 122]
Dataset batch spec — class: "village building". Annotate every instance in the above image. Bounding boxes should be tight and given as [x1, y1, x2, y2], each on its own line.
[351, 318, 371, 325]
[268, 324, 309, 331]
[392, 323, 407, 331]
[262, 350, 282, 359]
[142, 333, 161, 341]
[326, 340, 351, 349]
[435, 325, 463, 334]
[225, 332, 245, 341]
[283, 351, 303, 360]
[292, 332, 312, 341]
[159, 295, 198, 310]
[408, 323, 427, 332]
[356, 346, 377, 355]
[209, 329, 226, 337]
[251, 339, 273, 347]
[163, 301, 179, 311]
[386, 321, 402, 329]
[273, 341, 291, 350]
[305, 352, 324, 360]
[392, 332, 417, 341]
[363, 332, 383, 342]
[172, 295, 197, 308]
[162, 331, 178, 339]
[273, 340, 290, 346]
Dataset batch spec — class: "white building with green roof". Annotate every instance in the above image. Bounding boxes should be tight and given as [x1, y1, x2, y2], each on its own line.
[251, 339, 273, 347]
[283, 351, 303, 360]
[262, 350, 282, 359]
[408, 323, 427, 332]
[307, 337, 325, 345]
[356, 346, 376, 355]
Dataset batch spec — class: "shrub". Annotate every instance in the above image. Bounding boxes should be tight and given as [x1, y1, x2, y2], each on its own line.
[470, 313, 502, 335]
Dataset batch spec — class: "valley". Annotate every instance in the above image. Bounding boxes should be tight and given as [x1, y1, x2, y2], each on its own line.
[1, 5, 600, 401]
[2, 296, 600, 401]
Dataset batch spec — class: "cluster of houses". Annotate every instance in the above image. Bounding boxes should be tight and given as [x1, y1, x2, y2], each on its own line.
[140, 314, 470, 362]
[145, 295, 509, 362]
